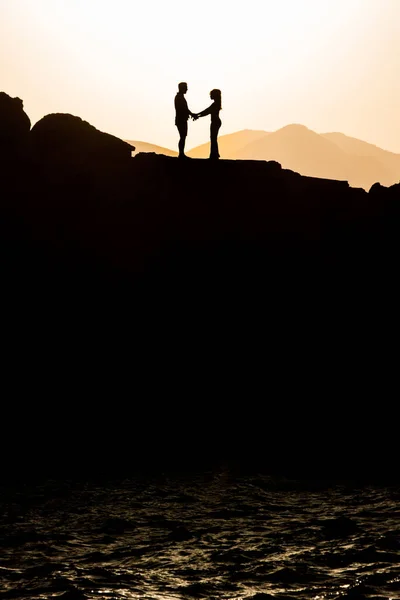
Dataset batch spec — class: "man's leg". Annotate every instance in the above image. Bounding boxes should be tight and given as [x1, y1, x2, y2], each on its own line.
[178, 134, 186, 155]
[177, 121, 188, 157]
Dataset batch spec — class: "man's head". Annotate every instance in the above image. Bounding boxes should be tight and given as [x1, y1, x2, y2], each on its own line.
[178, 82, 188, 94]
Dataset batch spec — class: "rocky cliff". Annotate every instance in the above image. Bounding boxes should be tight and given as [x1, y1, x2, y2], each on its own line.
[1, 93, 399, 481]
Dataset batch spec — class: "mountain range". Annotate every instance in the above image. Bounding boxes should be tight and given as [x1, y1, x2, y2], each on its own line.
[126, 139, 178, 157]
[127, 125, 400, 190]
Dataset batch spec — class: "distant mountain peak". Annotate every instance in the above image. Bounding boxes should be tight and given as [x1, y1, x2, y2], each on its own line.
[279, 123, 312, 132]
[275, 124, 316, 136]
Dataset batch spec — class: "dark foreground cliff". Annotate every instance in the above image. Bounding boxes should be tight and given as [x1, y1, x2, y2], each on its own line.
[1, 94, 399, 482]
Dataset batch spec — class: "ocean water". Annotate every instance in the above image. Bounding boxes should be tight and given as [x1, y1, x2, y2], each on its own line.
[1, 471, 399, 600]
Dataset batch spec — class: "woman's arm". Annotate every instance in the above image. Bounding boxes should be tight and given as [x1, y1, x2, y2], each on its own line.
[197, 103, 214, 117]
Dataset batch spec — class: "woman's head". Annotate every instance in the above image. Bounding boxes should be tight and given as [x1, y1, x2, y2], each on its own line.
[210, 89, 221, 103]
[210, 89, 222, 109]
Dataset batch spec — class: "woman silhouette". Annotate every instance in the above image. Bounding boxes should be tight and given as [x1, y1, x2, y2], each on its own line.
[196, 89, 222, 159]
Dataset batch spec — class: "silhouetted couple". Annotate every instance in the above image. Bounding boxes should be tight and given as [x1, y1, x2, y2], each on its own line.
[175, 82, 222, 160]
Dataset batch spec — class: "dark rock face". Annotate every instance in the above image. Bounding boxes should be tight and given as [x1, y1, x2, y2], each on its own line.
[370, 180, 400, 198]
[1, 94, 400, 482]
[0, 92, 31, 156]
[30, 113, 134, 166]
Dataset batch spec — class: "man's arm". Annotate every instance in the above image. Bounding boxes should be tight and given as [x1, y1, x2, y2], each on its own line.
[183, 97, 193, 118]
[175, 95, 191, 119]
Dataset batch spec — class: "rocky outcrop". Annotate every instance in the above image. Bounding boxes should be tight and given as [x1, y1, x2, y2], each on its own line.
[0, 92, 31, 156]
[30, 113, 134, 166]
[1, 95, 400, 482]
[369, 180, 400, 198]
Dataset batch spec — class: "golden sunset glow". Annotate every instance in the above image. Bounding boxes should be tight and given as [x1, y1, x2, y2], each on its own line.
[1, 0, 399, 152]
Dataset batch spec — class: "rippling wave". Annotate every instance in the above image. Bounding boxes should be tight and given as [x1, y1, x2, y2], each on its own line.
[1, 472, 399, 600]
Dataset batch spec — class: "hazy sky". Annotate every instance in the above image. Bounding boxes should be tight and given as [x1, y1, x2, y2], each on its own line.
[1, 0, 399, 152]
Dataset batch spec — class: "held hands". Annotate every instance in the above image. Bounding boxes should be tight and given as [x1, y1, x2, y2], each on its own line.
[191, 113, 200, 121]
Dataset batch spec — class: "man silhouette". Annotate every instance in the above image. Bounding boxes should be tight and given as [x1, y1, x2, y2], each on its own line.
[175, 82, 197, 158]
